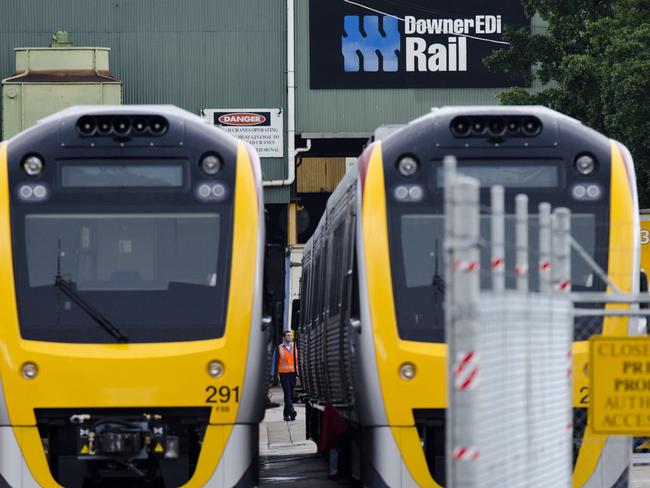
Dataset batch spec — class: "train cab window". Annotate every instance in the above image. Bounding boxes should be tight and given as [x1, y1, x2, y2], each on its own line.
[392, 212, 598, 342]
[26, 214, 220, 290]
[16, 212, 229, 343]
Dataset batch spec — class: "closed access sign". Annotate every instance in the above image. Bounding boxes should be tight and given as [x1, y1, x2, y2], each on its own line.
[590, 336, 650, 434]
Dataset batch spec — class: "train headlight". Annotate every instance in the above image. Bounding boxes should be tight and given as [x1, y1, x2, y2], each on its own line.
[471, 119, 486, 135]
[22, 156, 44, 176]
[574, 154, 597, 176]
[19, 185, 34, 199]
[586, 184, 601, 199]
[212, 183, 226, 198]
[33, 185, 48, 199]
[22, 362, 38, 380]
[201, 154, 222, 175]
[399, 363, 416, 381]
[97, 118, 112, 136]
[196, 183, 228, 202]
[198, 184, 212, 198]
[507, 119, 520, 134]
[18, 184, 49, 202]
[394, 185, 423, 202]
[450, 117, 471, 137]
[522, 116, 542, 136]
[77, 116, 97, 136]
[572, 185, 587, 199]
[572, 184, 601, 201]
[112, 116, 131, 136]
[149, 116, 169, 136]
[207, 360, 224, 378]
[132, 117, 147, 134]
[397, 156, 419, 177]
[488, 117, 506, 138]
[394, 186, 409, 201]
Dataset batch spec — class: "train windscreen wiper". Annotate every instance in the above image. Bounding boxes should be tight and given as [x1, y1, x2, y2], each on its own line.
[53, 240, 128, 343]
[54, 275, 129, 343]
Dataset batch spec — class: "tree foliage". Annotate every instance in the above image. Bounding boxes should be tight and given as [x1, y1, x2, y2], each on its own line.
[485, 0, 650, 205]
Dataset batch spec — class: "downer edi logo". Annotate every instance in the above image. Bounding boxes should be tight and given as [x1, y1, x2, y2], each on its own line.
[341, 14, 503, 73]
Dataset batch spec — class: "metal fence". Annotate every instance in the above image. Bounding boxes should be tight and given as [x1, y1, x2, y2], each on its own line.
[444, 157, 573, 487]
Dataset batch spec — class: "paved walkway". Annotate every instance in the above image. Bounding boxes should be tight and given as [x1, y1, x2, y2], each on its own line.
[259, 387, 344, 487]
[257, 391, 650, 486]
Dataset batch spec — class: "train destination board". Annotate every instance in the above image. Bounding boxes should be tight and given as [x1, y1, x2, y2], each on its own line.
[590, 337, 650, 434]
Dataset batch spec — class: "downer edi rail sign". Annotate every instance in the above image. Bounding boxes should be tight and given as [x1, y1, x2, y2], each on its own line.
[309, 0, 529, 89]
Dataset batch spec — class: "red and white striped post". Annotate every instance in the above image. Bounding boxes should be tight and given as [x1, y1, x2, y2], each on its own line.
[515, 194, 529, 293]
[446, 173, 481, 487]
[551, 208, 571, 293]
[538, 203, 552, 293]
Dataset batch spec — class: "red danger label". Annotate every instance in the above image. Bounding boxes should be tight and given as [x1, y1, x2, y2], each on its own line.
[217, 113, 267, 126]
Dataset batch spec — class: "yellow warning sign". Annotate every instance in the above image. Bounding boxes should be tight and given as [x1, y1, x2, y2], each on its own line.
[640, 214, 650, 273]
[80, 444, 89, 455]
[154, 442, 164, 453]
[590, 336, 650, 434]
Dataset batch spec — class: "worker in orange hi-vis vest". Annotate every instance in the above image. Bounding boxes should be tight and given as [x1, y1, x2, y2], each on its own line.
[271, 330, 299, 421]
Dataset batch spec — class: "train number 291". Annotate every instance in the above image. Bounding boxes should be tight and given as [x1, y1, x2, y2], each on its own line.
[205, 385, 240, 404]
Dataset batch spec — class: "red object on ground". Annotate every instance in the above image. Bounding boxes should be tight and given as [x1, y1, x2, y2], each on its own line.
[317, 402, 348, 454]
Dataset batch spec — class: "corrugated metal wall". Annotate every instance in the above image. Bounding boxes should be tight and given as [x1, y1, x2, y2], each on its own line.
[294, 2, 546, 133]
[0, 0, 289, 202]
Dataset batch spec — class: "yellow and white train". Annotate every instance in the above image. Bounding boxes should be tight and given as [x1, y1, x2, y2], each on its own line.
[0, 106, 266, 487]
[298, 106, 639, 487]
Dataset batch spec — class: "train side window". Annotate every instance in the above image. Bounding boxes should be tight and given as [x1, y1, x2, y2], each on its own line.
[328, 220, 346, 315]
[311, 249, 321, 327]
[300, 262, 310, 329]
[349, 245, 360, 319]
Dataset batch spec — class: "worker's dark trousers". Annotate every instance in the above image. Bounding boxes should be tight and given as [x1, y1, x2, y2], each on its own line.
[279, 372, 297, 418]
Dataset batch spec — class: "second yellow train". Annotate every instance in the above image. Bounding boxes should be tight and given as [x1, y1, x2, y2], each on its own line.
[298, 106, 639, 487]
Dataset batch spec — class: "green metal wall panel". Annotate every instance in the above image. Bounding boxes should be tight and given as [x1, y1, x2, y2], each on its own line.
[0, 0, 289, 200]
[264, 186, 291, 204]
[295, 2, 546, 133]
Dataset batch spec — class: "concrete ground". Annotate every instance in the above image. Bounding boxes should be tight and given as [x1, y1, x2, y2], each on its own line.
[259, 387, 345, 487]
[632, 454, 650, 487]
[258, 391, 650, 487]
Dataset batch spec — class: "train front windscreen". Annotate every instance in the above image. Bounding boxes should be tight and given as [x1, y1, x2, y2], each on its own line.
[15, 210, 228, 343]
[387, 159, 609, 343]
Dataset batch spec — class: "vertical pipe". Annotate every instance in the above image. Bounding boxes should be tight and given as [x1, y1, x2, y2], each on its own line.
[515, 194, 529, 293]
[551, 208, 572, 293]
[538, 203, 552, 293]
[447, 175, 481, 487]
[491, 185, 505, 292]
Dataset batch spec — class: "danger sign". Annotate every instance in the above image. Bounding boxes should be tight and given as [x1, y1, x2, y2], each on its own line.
[201, 108, 284, 158]
[590, 337, 650, 434]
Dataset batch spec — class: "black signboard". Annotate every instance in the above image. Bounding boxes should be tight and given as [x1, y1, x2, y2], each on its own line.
[309, 0, 529, 89]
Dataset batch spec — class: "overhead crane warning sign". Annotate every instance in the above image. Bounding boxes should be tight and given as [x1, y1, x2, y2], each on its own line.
[590, 337, 650, 434]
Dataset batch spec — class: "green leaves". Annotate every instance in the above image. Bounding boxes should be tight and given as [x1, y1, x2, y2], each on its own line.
[486, 0, 650, 204]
